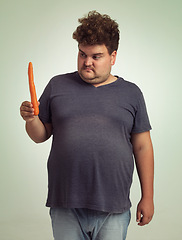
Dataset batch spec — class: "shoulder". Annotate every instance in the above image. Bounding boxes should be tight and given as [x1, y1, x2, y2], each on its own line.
[50, 71, 78, 84]
[117, 77, 143, 97]
[43, 71, 84, 96]
[45, 71, 81, 92]
[119, 77, 141, 90]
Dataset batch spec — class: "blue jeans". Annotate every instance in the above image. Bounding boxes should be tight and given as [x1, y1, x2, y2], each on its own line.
[50, 207, 131, 240]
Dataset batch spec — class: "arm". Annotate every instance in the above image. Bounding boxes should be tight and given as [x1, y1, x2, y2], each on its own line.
[20, 101, 52, 143]
[131, 131, 154, 226]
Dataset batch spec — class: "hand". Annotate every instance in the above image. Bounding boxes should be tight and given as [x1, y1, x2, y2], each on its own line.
[20, 101, 39, 122]
[136, 198, 154, 226]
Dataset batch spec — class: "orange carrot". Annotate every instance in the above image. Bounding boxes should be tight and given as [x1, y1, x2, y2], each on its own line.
[28, 62, 39, 116]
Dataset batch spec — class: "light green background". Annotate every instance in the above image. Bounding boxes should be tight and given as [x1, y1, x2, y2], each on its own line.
[1, 0, 182, 239]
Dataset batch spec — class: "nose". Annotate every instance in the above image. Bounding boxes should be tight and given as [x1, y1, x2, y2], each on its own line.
[84, 57, 92, 67]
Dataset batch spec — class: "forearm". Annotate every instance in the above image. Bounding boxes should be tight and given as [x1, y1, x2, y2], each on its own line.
[132, 131, 154, 199]
[132, 132, 154, 226]
[134, 145, 154, 199]
[25, 116, 48, 143]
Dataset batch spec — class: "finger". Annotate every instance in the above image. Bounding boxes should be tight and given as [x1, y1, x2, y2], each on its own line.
[22, 101, 32, 106]
[20, 110, 35, 121]
[20, 105, 34, 113]
[20, 108, 34, 119]
[138, 215, 151, 226]
[21, 113, 34, 121]
[20, 103, 31, 112]
[20, 101, 33, 112]
[20, 106, 34, 120]
[136, 209, 141, 223]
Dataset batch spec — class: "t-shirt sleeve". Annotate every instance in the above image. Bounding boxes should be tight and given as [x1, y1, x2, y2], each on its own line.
[38, 80, 52, 123]
[132, 91, 152, 133]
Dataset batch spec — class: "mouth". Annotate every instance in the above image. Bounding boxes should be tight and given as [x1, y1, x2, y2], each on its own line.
[83, 67, 94, 72]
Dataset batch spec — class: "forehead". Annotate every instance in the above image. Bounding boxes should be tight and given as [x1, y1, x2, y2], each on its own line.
[79, 44, 109, 55]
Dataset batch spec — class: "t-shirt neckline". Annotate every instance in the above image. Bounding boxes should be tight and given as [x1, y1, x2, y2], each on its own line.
[76, 72, 122, 89]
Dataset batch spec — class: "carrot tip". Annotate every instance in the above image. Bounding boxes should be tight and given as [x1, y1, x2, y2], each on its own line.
[28, 62, 39, 115]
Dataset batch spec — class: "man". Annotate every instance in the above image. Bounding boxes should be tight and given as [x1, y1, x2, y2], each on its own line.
[20, 11, 154, 240]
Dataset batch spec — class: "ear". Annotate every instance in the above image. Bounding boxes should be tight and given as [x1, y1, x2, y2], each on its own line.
[111, 51, 117, 65]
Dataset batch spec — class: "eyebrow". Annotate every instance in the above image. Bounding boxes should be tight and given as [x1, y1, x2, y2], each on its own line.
[79, 48, 104, 56]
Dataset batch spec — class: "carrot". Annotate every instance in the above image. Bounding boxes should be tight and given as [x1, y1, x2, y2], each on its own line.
[28, 62, 39, 116]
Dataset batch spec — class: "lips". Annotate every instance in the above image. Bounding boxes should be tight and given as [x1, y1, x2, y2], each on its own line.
[83, 67, 94, 72]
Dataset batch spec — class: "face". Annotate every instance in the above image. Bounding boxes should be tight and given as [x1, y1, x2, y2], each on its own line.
[77, 44, 117, 85]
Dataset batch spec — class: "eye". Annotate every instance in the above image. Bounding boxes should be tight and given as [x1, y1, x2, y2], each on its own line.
[80, 52, 87, 58]
[93, 55, 101, 60]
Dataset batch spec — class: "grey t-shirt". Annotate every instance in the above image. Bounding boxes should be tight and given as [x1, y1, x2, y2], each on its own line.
[39, 71, 151, 213]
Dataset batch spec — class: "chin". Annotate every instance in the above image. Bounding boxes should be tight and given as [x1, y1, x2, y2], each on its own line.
[79, 71, 95, 81]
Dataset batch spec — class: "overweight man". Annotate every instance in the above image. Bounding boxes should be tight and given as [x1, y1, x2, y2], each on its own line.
[20, 11, 154, 240]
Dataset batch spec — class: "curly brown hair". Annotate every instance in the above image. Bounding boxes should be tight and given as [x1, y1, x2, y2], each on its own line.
[73, 11, 120, 55]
